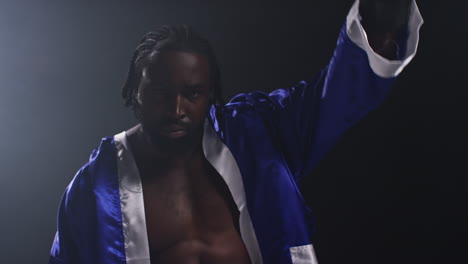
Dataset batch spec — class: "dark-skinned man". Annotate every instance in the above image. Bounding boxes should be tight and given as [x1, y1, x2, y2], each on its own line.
[49, 0, 423, 263]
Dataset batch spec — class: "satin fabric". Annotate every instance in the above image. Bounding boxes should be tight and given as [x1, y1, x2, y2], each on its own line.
[49, 138, 126, 264]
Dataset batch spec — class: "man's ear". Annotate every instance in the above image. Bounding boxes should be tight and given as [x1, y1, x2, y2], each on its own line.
[137, 89, 143, 105]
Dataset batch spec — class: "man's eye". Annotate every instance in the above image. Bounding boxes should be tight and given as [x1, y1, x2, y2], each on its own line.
[190, 91, 201, 98]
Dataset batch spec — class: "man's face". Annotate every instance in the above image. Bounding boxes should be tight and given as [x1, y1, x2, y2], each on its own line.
[137, 50, 211, 148]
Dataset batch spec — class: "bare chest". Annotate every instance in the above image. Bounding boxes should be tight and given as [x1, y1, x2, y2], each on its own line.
[141, 163, 251, 264]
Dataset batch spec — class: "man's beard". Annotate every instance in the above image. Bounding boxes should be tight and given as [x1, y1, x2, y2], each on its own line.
[141, 118, 202, 153]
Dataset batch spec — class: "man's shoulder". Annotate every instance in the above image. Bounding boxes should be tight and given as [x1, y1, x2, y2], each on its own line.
[225, 91, 278, 110]
[64, 136, 119, 205]
[79, 136, 117, 176]
[213, 92, 282, 124]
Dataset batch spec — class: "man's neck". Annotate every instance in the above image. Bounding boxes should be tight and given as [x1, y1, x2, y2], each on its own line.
[127, 123, 204, 169]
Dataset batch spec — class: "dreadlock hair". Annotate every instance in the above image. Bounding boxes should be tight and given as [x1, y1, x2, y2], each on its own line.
[122, 24, 224, 118]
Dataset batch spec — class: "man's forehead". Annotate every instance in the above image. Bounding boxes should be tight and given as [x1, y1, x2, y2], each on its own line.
[142, 50, 211, 81]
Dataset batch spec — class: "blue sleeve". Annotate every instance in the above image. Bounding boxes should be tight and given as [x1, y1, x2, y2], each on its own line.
[224, 1, 422, 182]
[269, 24, 399, 182]
[270, 0, 422, 182]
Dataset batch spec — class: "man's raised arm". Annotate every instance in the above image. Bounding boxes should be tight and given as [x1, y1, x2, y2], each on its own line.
[232, 0, 423, 182]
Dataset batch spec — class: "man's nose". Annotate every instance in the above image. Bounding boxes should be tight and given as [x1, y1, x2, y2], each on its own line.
[168, 94, 186, 119]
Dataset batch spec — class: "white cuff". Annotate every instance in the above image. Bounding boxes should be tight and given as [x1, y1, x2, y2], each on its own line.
[346, 0, 424, 78]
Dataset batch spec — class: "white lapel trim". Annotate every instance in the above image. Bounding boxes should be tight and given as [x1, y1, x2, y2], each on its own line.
[114, 132, 151, 264]
[202, 119, 263, 264]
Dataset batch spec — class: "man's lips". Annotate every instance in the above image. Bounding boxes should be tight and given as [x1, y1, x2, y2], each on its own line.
[161, 124, 187, 132]
[160, 124, 188, 138]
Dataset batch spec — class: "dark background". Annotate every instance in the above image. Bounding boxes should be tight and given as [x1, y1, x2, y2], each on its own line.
[0, 0, 466, 263]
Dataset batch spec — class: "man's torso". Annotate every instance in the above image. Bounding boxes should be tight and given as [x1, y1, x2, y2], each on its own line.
[130, 136, 251, 264]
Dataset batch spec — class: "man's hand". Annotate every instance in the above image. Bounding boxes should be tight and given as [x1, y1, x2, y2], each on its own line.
[359, 0, 413, 59]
